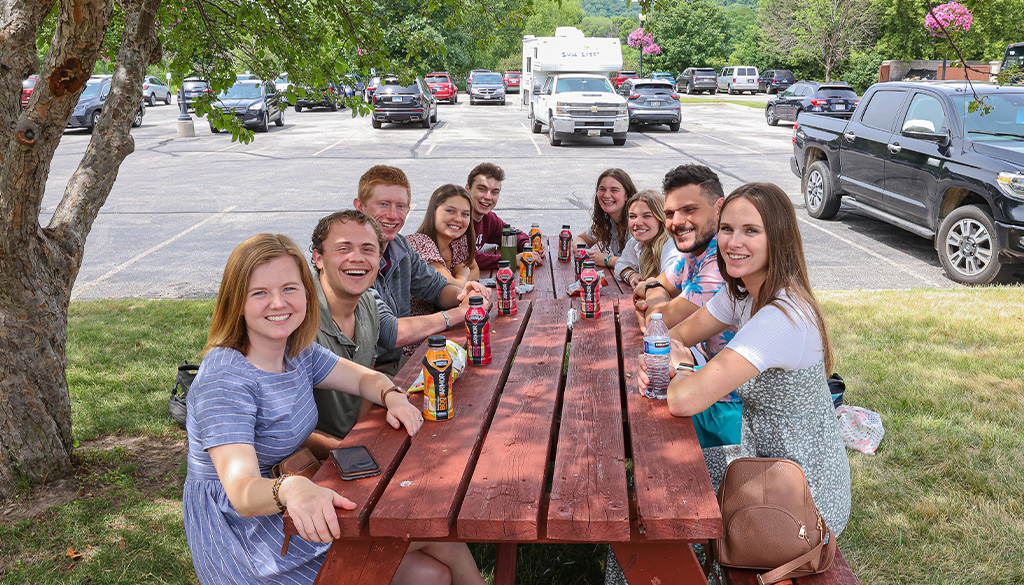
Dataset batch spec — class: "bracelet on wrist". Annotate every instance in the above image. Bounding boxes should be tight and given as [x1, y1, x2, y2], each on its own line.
[441, 310, 451, 329]
[604, 254, 612, 267]
[380, 385, 408, 407]
[272, 474, 291, 514]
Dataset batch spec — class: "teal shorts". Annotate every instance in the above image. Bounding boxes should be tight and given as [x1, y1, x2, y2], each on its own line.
[692, 401, 742, 448]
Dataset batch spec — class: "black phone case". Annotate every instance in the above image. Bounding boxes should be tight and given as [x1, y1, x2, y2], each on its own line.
[329, 446, 381, 481]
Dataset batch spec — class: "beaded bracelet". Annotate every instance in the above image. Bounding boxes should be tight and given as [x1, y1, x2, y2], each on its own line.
[272, 474, 290, 514]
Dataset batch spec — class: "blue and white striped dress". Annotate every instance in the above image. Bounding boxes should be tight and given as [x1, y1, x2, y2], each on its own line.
[183, 344, 338, 585]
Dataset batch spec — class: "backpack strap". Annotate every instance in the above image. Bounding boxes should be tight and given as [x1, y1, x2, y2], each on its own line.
[756, 526, 836, 585]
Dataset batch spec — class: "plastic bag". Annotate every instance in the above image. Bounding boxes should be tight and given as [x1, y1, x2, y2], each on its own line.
[408, 340, 468, 393]
[835, 405, 885, 455]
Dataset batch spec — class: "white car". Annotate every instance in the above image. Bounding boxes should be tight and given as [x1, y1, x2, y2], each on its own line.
[529, 73, 629, 146]
[718, 66, 759, 95]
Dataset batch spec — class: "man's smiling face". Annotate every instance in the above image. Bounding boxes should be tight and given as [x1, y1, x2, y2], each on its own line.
[664, 184, 722, 255]
[313, 219, 381, 298]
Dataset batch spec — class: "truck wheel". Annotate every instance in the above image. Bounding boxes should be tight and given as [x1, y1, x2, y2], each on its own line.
[548, 116, 561, 146]
[766, 105, 779, 126]
[937, 205, 1012, 285]
[804, 161, 841, 219]
[613, 136, 627, 146]
[530, 110, 542, 134]
[295, 104, 302, 112]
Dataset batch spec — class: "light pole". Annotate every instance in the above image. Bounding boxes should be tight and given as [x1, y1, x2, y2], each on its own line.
[638, 13, 647, 78]
[176, 74, 196, 137]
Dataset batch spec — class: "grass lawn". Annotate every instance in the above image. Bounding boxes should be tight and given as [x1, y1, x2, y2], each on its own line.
[678, 97, 764, 109]
[2, 288, 1023, 584]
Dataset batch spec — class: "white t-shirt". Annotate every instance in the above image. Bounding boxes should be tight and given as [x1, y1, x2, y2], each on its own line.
[705, 288, 824, 372]
[614, 238, 682, 282]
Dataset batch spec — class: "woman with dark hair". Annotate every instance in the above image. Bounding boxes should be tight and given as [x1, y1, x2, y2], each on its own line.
[575, 168, 637, 269]
[407, 184, 479, 317]
[638, 183, 851, 536]
[184, 233, 486, 585]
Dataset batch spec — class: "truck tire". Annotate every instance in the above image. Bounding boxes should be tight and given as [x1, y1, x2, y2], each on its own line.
[804, 160, 841, 219]
[686, 82, 694, 95]
[530, 109, 542, 134]
[937, 205, 1012, 285]
[613, 136, 627, 146]
[548, 115, 561, 146]
[766, 105, 779, 126]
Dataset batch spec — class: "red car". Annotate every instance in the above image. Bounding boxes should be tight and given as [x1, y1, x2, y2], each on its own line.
[425, 72, 458, 104]
[21, 74, 38, 107]
[610, 70, 639, 88]
[503, 71, 521, 93]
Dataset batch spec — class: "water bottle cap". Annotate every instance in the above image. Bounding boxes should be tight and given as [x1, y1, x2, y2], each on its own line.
[427, 335, 446, 347]
[469, 296, 483, 305]
[651, 313, 663, 320]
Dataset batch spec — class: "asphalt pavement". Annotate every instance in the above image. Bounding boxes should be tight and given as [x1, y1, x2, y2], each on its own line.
[49, 94, 958, 301]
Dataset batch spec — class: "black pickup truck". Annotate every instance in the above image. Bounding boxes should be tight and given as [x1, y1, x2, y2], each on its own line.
[791, 81, 1024, 284]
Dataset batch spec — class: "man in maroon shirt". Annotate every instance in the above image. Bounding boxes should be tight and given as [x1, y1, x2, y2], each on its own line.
[466, 162, 545, 270]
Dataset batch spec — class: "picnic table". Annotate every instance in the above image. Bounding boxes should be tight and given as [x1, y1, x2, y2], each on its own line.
[284, 235, 723, 584]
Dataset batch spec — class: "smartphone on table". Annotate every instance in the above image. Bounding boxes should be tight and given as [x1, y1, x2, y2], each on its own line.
[329, 446, 381, 481]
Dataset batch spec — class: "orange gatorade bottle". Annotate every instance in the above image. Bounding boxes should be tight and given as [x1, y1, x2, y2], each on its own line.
[422, 335, 454, 421]
[529, 223, 543, 254]
[519, 250, 536, 285]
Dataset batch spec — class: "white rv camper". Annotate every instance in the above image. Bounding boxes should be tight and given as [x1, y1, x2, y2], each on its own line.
[521, 27, 629, 146]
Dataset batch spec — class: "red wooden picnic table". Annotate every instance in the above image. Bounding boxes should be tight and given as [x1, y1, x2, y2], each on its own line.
[284, 234, 722, 584]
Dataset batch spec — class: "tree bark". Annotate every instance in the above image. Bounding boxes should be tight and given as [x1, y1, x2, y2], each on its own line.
[0, 0, 159, 495]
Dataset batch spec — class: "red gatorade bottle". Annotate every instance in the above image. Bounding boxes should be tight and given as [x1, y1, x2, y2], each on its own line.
[465, 296, 490, 366]
[496, 260, 517, 316]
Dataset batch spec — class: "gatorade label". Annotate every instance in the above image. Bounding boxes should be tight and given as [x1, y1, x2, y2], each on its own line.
[466, 307, 491, 365]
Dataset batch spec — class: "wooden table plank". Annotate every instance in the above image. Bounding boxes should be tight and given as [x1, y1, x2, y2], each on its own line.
[313, 539, 408, 585]
[369, 301, 532, 538]
[457, 299, 571, 541]
[526, 237, 556, 300]
[618, 299, 723, 541]
[548, 235, 577, 299]
[546, 302, 631, 541]
[611, 541, 708, 585]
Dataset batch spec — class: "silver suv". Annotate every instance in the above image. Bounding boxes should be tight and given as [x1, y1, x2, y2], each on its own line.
[678, 67, 718, 95]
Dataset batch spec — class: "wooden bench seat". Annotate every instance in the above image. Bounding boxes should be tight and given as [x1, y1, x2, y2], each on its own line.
[722, 547, 859, 585]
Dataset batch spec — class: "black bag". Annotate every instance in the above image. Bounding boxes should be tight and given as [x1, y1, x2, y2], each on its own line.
[827, 373, 846, 408]
[169, 361, 199, 426]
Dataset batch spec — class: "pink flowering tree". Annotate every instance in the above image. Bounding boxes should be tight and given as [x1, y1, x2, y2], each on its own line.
[627, 27, 661, 75]
[924, 1, 973, 38]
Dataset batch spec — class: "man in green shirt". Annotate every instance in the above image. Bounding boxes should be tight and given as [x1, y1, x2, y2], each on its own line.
[304, 209, 385, 458]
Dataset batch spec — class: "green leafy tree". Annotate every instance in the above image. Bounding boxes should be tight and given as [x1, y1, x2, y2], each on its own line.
[522, 0, 585, 37]
[646, 0, 731, 73]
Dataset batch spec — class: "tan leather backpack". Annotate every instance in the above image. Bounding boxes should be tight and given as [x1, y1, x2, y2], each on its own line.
[710, 458, 837, 585]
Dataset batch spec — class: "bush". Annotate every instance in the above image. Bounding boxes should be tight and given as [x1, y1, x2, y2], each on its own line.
[843, 50, 885, 93]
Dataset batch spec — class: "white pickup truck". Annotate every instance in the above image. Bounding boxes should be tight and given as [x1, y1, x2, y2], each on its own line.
[528, 73, 629, 146]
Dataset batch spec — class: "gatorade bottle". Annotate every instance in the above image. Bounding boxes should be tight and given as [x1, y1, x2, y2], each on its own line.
[558, 225, 572, 262]
[579, 260, 600, 318]
[573, 243, 588, 279]
[466, 296, 490, 366]
[496, 260, 517, 316]
[643, 313, 672, 399]
[519, 250, 536, 285]
[529, 223, 543, 254]
[422, 335, 454, 421]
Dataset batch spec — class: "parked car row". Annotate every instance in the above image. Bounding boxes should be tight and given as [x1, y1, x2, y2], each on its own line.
[765, 81, 860, 126]
[675, 67, 797, 95]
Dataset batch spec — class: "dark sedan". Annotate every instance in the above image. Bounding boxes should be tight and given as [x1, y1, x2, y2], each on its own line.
[371, 77, 437, 128]
[210, 80, 284, 132]
[618, 79, 681, 131]
[67, 76, 145, 132]
[765, 81, 859, 126]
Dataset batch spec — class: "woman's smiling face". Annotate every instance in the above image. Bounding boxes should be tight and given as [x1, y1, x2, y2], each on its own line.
[434, 194, 472, 241]
[596, 176, 627, 220]
[719, 197, 769, 289]
[627, 200, 660, 244]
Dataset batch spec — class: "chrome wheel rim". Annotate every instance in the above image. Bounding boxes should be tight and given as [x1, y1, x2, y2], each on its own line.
[945, 217, 992, 277]
[806, 170, 824, 210]
[766, 106, 775, 124]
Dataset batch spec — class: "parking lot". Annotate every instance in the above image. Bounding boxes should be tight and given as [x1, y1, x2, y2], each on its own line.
[50, 93, 959, 300]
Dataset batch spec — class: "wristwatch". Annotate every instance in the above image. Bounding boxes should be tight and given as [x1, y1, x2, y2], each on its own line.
[644, 281, 666, 292]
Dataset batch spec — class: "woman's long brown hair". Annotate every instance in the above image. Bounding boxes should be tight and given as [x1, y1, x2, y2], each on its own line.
[626, 189, 670, 279]
[590, 168, 636, 253]
[716, 183, 834, 374]
[416, 184, 477, 267]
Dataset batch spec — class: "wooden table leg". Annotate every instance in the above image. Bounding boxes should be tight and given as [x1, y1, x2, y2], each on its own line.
[314, 539, 409, 585]
[493, 543, 517, 585]
[611, 542, 707, 585]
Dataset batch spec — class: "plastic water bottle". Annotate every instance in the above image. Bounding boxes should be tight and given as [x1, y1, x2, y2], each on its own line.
[644, 313, 671, 399]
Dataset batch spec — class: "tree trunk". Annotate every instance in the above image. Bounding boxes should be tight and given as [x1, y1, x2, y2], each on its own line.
[0, 0, 160, 496]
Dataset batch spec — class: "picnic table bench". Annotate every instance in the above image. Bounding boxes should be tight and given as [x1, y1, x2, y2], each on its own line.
[283, 234, 723, 584]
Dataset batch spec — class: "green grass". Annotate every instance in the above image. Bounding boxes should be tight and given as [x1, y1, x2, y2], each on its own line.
[678, 97, 764, 109]
[3, 289, 1023, 584]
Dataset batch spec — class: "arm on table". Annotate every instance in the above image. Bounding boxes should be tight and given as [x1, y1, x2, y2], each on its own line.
[315, 357, 423, 436]
[208, 443, 354, 543]
[632, 273, 681, 331]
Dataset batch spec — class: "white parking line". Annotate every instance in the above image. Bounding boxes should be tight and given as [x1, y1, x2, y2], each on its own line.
[70, 205, 238, 300]
[424, 137, 441, 157]
[520, 122, 543, 155]
[688, 130, 765, 155]
[312, 138, 346, 157]
[796, 215, 947, 288]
